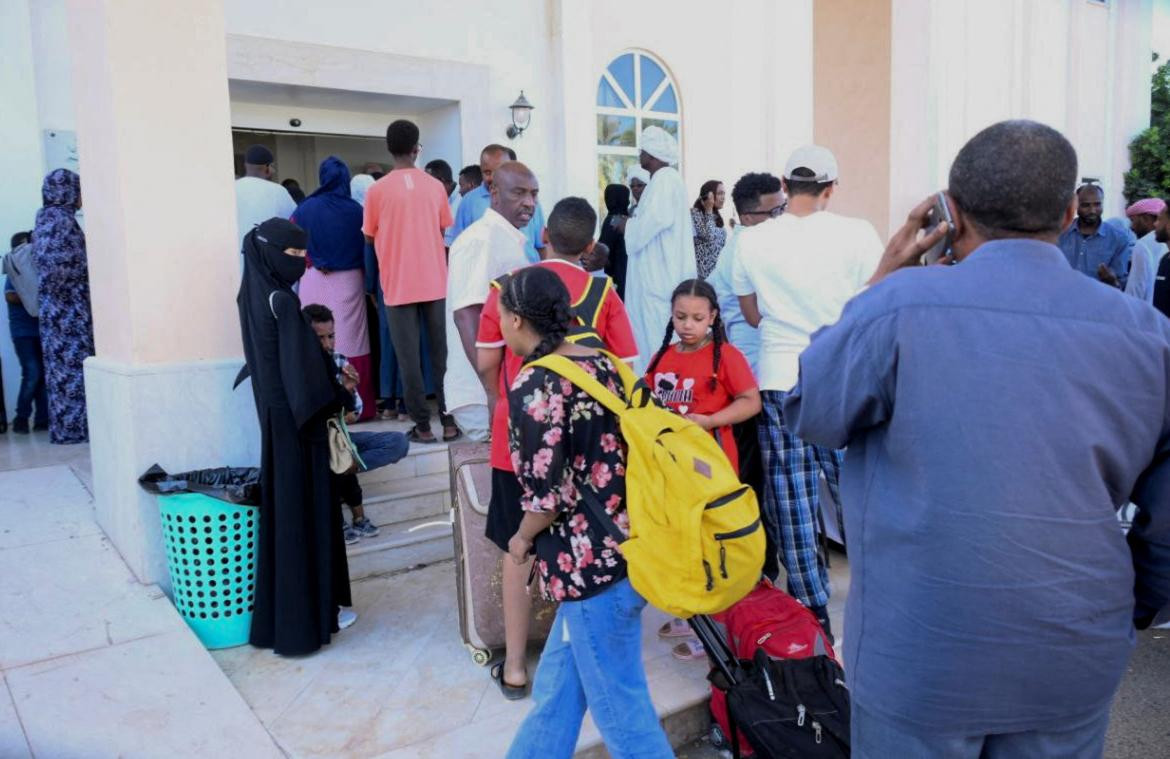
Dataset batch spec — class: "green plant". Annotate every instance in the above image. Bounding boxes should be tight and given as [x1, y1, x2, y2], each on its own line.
[1123, 53, 1170, 205]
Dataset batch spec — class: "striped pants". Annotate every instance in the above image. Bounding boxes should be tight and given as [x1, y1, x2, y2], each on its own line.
[758, 390, 844, 609]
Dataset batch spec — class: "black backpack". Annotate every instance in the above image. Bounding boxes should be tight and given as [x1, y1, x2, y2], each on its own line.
[709, 647, 851, 758]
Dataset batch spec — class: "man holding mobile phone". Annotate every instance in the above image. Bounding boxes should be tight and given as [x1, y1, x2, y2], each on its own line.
[785, 120, 1170, 756]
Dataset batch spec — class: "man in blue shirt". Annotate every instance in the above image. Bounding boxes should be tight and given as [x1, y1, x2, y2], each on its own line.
[448, 144, 545, 263]
[1058, 183, 1133, 288]
[4, 232, 48, 434]
[784, 120, 1170, 757]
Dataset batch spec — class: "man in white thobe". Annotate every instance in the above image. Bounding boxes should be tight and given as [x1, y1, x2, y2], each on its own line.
[1124, 198, 1168, 303]
[234, 144, 296, 248]
[617, 126, 696, 371]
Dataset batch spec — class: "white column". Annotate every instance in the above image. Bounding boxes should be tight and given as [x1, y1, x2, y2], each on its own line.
[66, 0, 259, 591]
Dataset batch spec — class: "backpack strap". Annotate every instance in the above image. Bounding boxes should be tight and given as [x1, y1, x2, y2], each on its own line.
[527, 354, 629, 417]
[570, 275, 610, 329]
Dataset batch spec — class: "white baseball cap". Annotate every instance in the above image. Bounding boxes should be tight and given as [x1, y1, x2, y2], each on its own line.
[783, 145, 839, 183]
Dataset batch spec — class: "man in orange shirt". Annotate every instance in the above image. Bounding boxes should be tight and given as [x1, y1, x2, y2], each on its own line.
[476, 197, 638, 697]
[363, 120, 457, 443]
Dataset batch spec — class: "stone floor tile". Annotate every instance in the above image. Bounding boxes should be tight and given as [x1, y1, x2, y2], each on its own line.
[0, 675, 31, 759]
[7, 630, 281, 759]
[0, 534, 179, 668]
[0, 465, 100, 550]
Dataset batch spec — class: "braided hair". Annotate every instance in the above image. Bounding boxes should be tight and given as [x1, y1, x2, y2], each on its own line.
[497, 266, 573, 362]
[645, 279, 726, 392]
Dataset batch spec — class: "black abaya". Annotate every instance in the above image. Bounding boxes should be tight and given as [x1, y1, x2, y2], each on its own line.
[237, 219, 352, 656]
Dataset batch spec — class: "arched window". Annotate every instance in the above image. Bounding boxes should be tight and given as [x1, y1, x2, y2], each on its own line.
[596, 51, 681, 208]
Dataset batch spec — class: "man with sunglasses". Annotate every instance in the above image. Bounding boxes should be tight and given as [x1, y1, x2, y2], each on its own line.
[730, 146, 883, 638]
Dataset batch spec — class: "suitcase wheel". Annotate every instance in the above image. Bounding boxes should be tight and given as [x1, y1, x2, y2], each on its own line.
[709, 723, 727, 750]
[470, 647, 492, 666]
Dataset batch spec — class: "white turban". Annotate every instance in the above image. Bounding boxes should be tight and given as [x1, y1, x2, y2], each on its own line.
[639, 126, 679, 165]
[350, 174, 375, 207]
[626, 165, 650, 185]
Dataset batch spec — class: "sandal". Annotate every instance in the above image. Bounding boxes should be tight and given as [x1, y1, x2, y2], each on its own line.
[407, 425, 438, 444]
[671, 638, 706, 662]
[658, 618, 693, 639]
[490, 662, 529, 700]
[440, 414, 462, 442]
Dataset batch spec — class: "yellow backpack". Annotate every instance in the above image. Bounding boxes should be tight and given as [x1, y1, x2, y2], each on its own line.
[527, 352, 765, 617]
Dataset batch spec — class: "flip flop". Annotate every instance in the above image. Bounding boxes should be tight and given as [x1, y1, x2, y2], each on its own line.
[671, 638, 706, 662]
[407, 425, 438, 444]
[490, 662, 529, 700]
[658, 618, 693, 639]
[443, 426, 462, 442]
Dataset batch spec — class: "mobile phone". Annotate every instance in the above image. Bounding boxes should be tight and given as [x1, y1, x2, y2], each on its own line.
[921, 191, 955, 265]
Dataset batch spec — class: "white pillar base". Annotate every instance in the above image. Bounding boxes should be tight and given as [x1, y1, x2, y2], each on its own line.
[85, 357, 260, 593]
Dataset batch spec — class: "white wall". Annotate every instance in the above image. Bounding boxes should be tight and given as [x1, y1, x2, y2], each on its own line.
[0, 0, 47, 418]
[889, 0, 1153, 232]
[223, 0, 557, 196]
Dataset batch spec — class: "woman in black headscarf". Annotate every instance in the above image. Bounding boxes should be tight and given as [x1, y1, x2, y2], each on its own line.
[238, 217, 353, 656]
[599, 183, 631, 300]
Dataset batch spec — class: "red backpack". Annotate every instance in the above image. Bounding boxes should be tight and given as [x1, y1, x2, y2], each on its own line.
[709, 579, 837, 756]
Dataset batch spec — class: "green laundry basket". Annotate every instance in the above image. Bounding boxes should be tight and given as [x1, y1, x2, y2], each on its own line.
[158, 492, 259, 649]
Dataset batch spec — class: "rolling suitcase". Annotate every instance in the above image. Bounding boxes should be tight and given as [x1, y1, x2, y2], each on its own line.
[449, 443, 556, 665]
[691, 614, 851, 759]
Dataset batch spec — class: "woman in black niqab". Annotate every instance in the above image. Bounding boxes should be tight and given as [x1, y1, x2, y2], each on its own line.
[599, 183, 631, 300]
[238, 217, 353, 656]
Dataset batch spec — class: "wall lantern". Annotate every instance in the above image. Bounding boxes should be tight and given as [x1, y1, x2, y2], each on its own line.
[506, 91, 534, 139]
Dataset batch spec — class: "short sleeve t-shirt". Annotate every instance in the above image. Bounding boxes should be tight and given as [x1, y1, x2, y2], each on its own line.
[646, 341, 757, 471]
[362, 168, 453, 306]
[477, 259, 639, 471]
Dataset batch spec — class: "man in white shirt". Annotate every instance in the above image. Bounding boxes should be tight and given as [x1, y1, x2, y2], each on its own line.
[443, 162, 537, 440]
[1124, 198, 1168, 304]
[234, 145, 297, 249]
[614, 126, 697, 371]
[731, 145, 883, 637]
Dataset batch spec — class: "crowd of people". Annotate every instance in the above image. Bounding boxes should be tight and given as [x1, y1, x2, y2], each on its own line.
[4, 112, 1169, 757]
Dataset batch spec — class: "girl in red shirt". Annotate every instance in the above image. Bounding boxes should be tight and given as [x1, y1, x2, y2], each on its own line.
[644, 278, 762, 658]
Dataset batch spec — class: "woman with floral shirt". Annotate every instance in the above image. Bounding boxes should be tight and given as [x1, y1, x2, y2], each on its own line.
[498, 266, 672, 759]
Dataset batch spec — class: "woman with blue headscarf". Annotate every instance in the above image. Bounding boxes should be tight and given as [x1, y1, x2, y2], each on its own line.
[33, 168, 95, 445]
[292, 157, 373, 420]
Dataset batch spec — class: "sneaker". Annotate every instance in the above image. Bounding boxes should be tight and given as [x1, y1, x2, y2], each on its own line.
[338, 607, 358, 630]
[33, 421, 49, 432]
[11, 418, 29, 435]
[352, 517, 380, 538]
[342, 522, 361, 545]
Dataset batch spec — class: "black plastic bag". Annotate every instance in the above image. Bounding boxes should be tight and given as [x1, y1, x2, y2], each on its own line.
[138, 464, 262, 505]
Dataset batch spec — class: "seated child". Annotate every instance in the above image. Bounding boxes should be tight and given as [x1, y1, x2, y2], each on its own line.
[304, 304, 410, 543]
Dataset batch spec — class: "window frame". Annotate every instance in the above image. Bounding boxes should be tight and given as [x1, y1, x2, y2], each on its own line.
[595, 50, 682, 206]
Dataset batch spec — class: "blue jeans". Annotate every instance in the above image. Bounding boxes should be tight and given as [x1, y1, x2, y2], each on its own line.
[507, 579, 672, 759]
[12, 336, 48, 426]
[852, 700, 1112, 759]
[350, 431, 409, 472]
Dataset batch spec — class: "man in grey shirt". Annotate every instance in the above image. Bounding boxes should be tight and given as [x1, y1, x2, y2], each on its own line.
[784, 120, 1170, 757]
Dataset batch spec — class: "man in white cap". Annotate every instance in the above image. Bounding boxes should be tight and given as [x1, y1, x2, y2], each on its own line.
[730, 144, 883, 637]
[614, 126, 696, 370]
[1123, 198, 1168, 303]
[626, 164, 650, 215]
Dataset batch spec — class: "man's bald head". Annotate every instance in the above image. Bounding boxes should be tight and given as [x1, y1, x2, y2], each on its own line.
[491, 161, 539, 229]
[480, 144, 517, 190]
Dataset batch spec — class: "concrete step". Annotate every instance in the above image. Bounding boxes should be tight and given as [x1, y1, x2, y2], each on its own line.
[346, 514, 453, 580]
[357, 437, 450, 486]
[360, 472, 451, 527]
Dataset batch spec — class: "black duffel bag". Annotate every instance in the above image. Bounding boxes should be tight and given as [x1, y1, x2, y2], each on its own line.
[710, 648, 851, 758]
